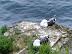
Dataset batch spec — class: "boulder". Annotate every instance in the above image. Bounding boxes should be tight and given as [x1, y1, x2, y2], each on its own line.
[4, 21, 71, 54]
[13, 21, 69, 48]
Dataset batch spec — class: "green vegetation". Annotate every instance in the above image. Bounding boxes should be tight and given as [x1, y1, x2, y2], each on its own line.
[39, 44, 51, 54]
[15, 46, 20, 52]
[0, 36, 14, 54]
[66, 46, 69, 54]
[27, 42, 69, 54]
[27, 42, 62, 54]
[0, 25, 7, 35]
[24, 36, 69, 54]
[15, 29, 21, 35]
[0, 25, 14, 54]
[0, 24, 70, 54]
[39, 44, 62, 54]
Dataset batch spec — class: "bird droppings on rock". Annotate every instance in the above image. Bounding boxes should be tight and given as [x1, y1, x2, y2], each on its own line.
[4, 21, 69, 47]
[4, 21, 70, 54]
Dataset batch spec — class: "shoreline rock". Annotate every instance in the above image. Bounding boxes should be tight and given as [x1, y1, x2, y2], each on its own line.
[4, 21, 72, 54]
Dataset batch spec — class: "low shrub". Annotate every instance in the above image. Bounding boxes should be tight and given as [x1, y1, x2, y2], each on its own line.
[15, 29, 21, 35]
[39, 44, 51, 54]
[15, 46, 20, 52]
[25, 36, 69, 54]
[66, 46, 69, 54]
[0, 25, 7, 35]
[0, 36, 13, 54]
[0, 25, 14, 54]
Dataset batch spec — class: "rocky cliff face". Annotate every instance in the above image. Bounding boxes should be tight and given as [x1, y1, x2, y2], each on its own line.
[4, 21, 72, 54]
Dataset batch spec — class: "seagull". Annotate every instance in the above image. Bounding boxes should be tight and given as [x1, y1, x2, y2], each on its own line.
[40, 15, 56, 27]
[33, 35, 49, 47]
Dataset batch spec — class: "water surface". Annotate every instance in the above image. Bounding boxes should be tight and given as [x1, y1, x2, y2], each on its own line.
[0, 0, 72, 29]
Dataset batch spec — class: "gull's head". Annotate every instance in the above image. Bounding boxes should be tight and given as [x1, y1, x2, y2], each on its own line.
[53, 15, 56, 22]
[53, 18, 56, 22]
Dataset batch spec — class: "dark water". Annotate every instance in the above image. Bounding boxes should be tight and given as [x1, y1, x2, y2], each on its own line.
[0, 0, 72, 29]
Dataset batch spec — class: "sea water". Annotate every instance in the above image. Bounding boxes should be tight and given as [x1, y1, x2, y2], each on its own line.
[0, 0, 72, 29]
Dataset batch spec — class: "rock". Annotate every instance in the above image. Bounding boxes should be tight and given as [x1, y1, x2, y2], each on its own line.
[50, 42, 55, 47]
[62, 34, 68, 38]
[13, 22, 69, 48]
[5, 21, 70, 54]
[4, 26, 15, 36]
[61, 38, 69, 44]
[17, 48, 28, 54]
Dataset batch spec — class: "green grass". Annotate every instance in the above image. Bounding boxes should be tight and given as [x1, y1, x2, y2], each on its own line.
[66, 46, 69, 54]
[15, 46, 20, 52]
[0, 24, 7, 35]
[39, 44, 51, 54]
[0, 24, 70, 54]
[28, 43, 69, 54]
[0, 36, 14, 54]
[24, 36, 69, 54]
[0, 25, 14, 54]
[15, 29, 21, 35]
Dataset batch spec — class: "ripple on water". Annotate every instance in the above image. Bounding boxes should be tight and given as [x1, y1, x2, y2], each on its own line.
[0, 0, 72, 29]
